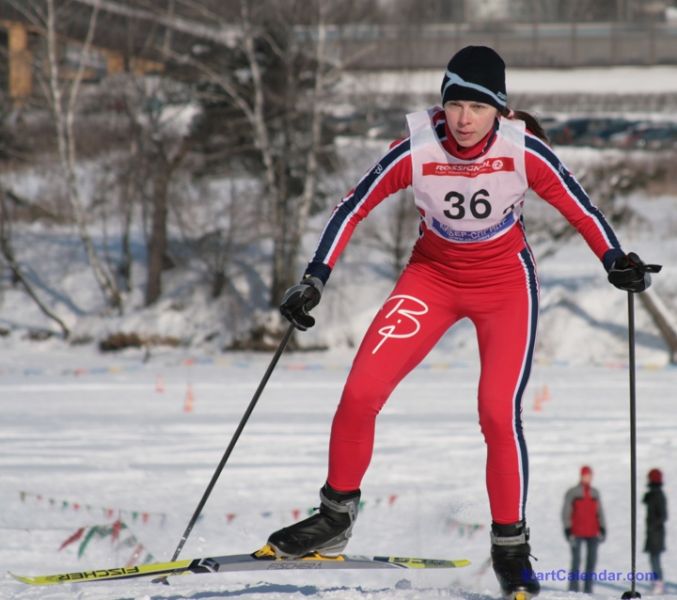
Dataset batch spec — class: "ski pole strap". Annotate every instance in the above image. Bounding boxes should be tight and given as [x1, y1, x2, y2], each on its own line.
[642, 263, 662, 274]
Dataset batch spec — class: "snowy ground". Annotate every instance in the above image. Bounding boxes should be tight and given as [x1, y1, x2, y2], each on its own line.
[1, 343, 676, 600]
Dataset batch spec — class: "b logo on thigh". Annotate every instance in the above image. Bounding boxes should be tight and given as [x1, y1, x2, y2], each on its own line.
[372, 294, 429, 354]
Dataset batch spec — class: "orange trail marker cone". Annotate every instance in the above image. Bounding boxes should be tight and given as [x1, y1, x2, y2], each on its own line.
[183, 384, 195, 413]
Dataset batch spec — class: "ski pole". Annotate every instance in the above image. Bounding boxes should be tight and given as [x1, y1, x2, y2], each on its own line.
[161, 323, 295, 574]
[619, 259, 661, 599]
[621, 291, 640, 600]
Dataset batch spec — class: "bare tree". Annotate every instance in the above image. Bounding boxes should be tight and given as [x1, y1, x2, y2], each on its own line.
[159, 0, 352, 308]
[237, 0, 347, 304]
[145, 120, 193, 306]
[40, 0, 123, 311]
[114, 74, 197, 306]
[0, 187, 70, 337]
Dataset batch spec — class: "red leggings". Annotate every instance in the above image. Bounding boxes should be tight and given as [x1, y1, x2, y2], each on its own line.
[327, 236, 539, 524]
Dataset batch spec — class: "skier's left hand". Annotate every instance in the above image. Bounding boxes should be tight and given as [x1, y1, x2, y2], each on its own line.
[607, 252, 661, 293]
[598, 527, 606, 543]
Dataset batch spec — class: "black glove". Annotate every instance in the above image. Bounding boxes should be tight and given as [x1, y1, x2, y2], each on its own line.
[598, 527, 606, 542]
[279, 276, 323, 331]
[607, 252, 661, 293]
[564, 528, 572, 540]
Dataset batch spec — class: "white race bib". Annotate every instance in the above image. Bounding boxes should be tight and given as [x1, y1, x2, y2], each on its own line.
[407, 108, 528, 243]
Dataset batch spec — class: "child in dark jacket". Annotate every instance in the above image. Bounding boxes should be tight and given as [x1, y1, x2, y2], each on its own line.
[644, 468, 668, 594]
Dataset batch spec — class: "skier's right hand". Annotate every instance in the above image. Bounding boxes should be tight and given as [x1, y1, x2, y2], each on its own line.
[279, 276, 323, 331]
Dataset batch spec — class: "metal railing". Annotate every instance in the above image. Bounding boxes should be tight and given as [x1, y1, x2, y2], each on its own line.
[332, 22, 677, 69]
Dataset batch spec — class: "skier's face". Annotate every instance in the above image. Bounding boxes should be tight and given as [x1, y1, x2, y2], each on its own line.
[444, 100, 498, 147]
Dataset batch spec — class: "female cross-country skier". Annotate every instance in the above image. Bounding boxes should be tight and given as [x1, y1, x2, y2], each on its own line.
[260, 46, 656, 599]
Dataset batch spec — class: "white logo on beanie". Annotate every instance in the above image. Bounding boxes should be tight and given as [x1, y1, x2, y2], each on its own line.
[442, 70, 507, 108]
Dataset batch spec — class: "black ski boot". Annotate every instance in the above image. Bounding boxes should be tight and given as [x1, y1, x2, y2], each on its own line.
[264, 483, 360, 558]
[490, 521, 540, 600]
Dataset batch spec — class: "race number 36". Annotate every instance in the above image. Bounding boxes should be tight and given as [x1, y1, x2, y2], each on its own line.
[443, 189, 491, 220]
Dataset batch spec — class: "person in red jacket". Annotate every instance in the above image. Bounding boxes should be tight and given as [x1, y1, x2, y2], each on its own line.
[264, 45, 656, 600]
[561, 465, 607, 593]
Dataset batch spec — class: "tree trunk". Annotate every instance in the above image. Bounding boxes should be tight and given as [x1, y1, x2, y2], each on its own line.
[144, 134, 191, 306]
[638, 288, 677, 364]
[211, 270, 226, 299]
[145, 164, 170, 306]
[117, 135, 138, 293]
[270, 186, 294, 305]
[118, 199, 133, 293]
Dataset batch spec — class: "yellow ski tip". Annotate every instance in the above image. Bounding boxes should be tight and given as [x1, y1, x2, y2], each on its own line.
[9, 572, 42, 586]
[511, 591, 533, 600]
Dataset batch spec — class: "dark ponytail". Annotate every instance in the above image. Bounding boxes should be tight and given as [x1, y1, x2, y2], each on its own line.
[500, 107, 549, 144]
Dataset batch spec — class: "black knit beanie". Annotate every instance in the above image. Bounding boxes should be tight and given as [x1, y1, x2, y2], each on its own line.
[441, 46, 507, 110]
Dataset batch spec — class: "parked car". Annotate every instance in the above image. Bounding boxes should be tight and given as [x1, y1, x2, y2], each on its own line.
[610, 122, 677, 150]
[546, 117, 591, 145]
[584, 118, 638, 147]
[548, 117, 638, 147]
